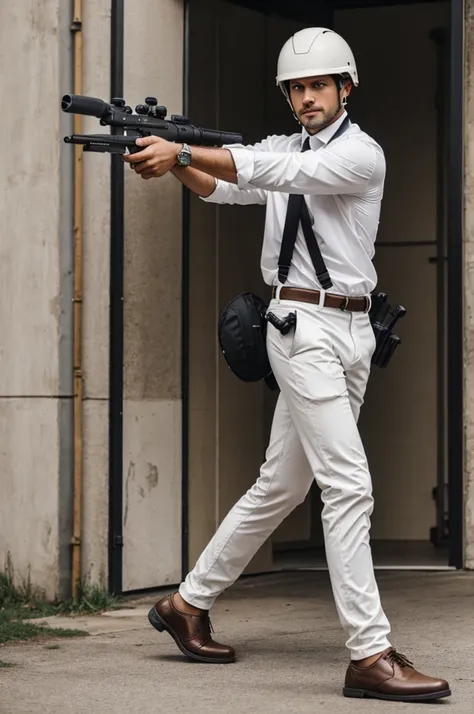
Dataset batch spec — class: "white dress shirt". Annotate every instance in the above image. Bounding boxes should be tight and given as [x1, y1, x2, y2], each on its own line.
[201, 111, 386, 297]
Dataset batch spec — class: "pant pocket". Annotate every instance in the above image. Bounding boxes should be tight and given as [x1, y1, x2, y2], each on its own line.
[350, 314, 376, 364]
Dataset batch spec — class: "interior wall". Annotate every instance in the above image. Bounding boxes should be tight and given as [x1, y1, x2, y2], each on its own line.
[335, 2, 450, 540]
[214, 4, 270, 572]
[188, 0, 450, 569]
[464, 0, 474, 568]
[266, 3, 451, 549]
[188, 0, 314, 570]
[188, 0, 270, 572]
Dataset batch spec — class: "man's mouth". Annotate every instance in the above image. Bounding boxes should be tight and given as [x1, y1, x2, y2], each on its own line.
[302, 109, 320, 116]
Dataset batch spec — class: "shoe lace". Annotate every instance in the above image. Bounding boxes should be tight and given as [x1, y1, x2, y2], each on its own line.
[386, 649, 414, 669]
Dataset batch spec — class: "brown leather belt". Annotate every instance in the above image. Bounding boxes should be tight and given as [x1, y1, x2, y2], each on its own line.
[271, 286, 370, 313]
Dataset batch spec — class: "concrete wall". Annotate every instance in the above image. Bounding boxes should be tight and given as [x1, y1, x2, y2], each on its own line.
[121, 0, 184, 591]
[0, 0, 184, 598]
[81, 0, 112, 591]
[0, 0, 74, 599]
[465, 0, 474, 568]
[80, 0, 185, 593]
[335, 2, 450, 541]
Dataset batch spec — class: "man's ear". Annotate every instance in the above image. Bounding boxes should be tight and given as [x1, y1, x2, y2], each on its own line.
[343, 78, 353, 100]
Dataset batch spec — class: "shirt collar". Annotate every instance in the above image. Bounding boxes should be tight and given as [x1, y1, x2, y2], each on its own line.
[301, 110, 348, 150]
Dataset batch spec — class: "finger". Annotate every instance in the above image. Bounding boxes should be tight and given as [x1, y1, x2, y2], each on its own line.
[123, 152, 143, 165]
[135, 135, 164, 148]
[141, 167, 163, 179]
[127, 146, 157, 164]
[134, 159, 157, 175]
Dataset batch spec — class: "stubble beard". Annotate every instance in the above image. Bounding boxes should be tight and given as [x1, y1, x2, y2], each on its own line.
[299, 105, 341, 134]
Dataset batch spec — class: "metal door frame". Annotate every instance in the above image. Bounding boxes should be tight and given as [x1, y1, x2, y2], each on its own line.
[446, 0, 464, 568]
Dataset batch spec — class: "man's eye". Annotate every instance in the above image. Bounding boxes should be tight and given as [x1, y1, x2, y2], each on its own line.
[292, 84, 303, 91]
[313, 82, 325, 89]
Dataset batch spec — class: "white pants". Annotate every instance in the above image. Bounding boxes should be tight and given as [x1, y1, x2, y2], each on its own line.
[180, 298, 392, 660]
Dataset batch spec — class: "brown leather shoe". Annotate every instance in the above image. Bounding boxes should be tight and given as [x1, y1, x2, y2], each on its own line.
[343, 647, 451, 702]
[148, 593, 235, 664]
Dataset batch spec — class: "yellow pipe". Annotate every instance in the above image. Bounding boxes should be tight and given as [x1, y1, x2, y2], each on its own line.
[71, 0, 84, 600]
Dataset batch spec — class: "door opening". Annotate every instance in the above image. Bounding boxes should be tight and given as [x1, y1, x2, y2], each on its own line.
[184, 0, 465, 578]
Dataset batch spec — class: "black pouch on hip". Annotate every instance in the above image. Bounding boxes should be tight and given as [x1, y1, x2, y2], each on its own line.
[218, 292, 279, 389]
[369, 292, 406, 368]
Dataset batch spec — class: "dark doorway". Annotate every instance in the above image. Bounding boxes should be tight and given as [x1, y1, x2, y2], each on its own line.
[183, 0, 464, 575]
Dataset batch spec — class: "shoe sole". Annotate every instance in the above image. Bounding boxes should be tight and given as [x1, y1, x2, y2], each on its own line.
[343, 687, 452, 702]
[147, 607, 235, 664]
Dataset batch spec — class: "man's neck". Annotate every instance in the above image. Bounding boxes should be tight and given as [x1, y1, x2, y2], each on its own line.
[302, 111, 348, 144]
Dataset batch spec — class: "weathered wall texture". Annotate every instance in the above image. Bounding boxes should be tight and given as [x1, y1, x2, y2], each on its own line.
[0, 1, 73, 598]
[0, 0, 185, 598]
[121, 0, 184, 591]
[464, 0, 474, 568]
[80, 0, 112, 590]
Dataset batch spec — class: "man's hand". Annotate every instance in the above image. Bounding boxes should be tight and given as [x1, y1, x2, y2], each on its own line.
[124, 136, 239, 185]
[123, 136, 182, 180]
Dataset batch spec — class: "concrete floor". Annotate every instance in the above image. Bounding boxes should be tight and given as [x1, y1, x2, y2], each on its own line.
[1, 570, 473, 714]
[274, 540, 452, 569]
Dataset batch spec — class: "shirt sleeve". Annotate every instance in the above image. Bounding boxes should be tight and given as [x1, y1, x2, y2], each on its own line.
[228, 137, 382, 196]
[200, 137, 273, 206]
[200, 178, 267, 206]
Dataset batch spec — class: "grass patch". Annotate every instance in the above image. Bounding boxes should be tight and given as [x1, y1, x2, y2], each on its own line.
[0, 660, 15, 668]
[0, 615, 87, 645]
[0, 554, 118, 644]
[57, 583, 118, 616]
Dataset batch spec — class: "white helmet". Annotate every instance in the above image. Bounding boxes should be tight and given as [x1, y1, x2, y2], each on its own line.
[276, 28, 359, 97]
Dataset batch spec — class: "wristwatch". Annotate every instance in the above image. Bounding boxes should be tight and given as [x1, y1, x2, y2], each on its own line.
[176, 143, 192, 167]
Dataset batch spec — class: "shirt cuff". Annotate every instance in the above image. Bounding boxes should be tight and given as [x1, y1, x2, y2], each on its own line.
[200, 179, 228, 203]
[227, 147, 255, 188]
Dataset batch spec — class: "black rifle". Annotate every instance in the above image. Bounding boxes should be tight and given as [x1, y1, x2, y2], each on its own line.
[61, 94, 243, 153]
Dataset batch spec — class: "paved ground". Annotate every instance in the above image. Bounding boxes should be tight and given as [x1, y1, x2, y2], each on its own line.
[1, 570, 473, 714]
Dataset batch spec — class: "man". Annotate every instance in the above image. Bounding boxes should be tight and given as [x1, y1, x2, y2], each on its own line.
[125, 28, 451, 703]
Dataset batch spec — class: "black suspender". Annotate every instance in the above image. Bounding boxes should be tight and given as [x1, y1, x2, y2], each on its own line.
[277, 115, 351, 290]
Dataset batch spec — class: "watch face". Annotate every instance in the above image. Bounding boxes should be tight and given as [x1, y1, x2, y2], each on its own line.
[178, 147, 192, 166]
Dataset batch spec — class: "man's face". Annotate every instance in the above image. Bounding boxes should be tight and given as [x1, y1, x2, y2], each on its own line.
[289, 75, 349, 134]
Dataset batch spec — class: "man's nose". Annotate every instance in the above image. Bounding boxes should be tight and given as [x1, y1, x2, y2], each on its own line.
[303, 92, 315, 105]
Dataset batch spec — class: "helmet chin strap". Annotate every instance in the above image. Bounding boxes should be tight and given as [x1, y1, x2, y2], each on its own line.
[280, 81, 301, 124]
